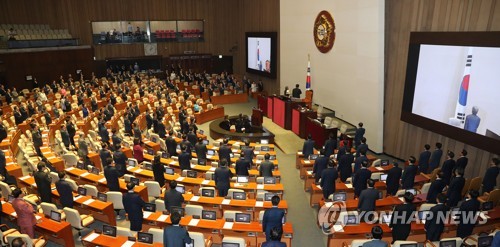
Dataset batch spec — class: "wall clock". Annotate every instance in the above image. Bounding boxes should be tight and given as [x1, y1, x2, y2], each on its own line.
[144, 43, 158, 56]
[313, 10, 336, 53]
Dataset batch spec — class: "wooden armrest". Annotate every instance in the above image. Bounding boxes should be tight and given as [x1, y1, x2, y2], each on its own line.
[424, 240, 436, 247]
[463, 236, 477, 243]
[80, 214, 92, 220]
[204, 235, 212, 247]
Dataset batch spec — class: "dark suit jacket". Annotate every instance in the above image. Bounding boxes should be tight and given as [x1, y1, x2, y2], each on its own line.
[123, 192, 145, 231]
[262, 207, 285, 237]
[482, 166, 499, 193]
[356, 143, 368, 158]
[235, 158, 251, 176]
[447, 176, 465, 207]
[358, 188, 379, 212]
[386, 166, 402, 196]
[353, 168, 372, 196]
[313, 156, 328, 181]
[354, 127, 365, 145]
[354, 155, 368, 174]
[61, 130, 71, 147]
[163, 225, 191, 247]
[152, 162, 165, 187]
[158, 123, 167, 139]
[187, 132, 197, 146]
[181, 140, 192, 154]
[429, 149, 443, 170]
[218, 145, 232, 163]
[456, 198, 480, 238]
[441, 159, 456, 185]
[324, 138, 337, 158]
[178, 152, 191, 171]
[56, 179, 74, 208]
[242, 147, 254, 163]
[100, 149, 113, 167]
[418, 150, 431, 173]
[339, 153, 354, 182]
[302, 140, 315, 158]
[113, 150, 127, 176]
[164, 189, 185, 212]
[320, 167, 338, 197]
[104, 165, 120, 191]
[32, 130, 43, 147]
[194, 143, 207, 161]
[34, 171, 52, 203]
[425, 203, 449, 241]
[426, 178, 446, 203]
[401, 164, 417, 189]
[455, 156, 468, 171]
[166, 137, 178, 156]
[259, 161, 274, 177]
[262, 241, 287, 247]
[111, 134, 122, 149]
[390, 203, 416, 241]
[214, 167, 232, 191]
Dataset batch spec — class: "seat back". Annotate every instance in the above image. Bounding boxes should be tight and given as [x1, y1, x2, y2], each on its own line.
[223, 210, 242, 221]
[487, 189, 500, 206]
[144, 181, 161, 198]
[420, 182, 431, 194]
[371, 159, 381, 167]
[106, 191, 124, 210]
[148, 228, 164, 243]
[66, 179, 78, 191]
[0, 181, 11, 199]
[83, 185, 98, 198]
[189, 231, 205, 247]
[228, 189, 245, 199]
[6, 234, 35, 247]
[155, 199, 166, 212]
[40, 202, 59, 217]
[63, 207, 83, 229]
[222, 236, 246, 247]
[419, 203, 436, 211]
[50, 172, 60, 183]
[185, 205, 203, 217]
[117, 226, 135, 237]
[370, 172, 383, 181]
[469, 177, 482, 192]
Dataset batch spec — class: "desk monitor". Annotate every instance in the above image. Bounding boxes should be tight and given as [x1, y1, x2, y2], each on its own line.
[103, 225, 117, 237]
[235, 213, 251, 223]
[381, 160, 389, 166]
[144, 203, 156, 212]
[165, 167, 174, 175]
[344, 214, 359, 225]
[261, 139, 269, 144]
[378, 191, 384, 199]
[333, 192, 347, 202]
[142, 162, 152, 170]
[199, 130, 204, 135]
[482, 201, 493, 211]
[233, 191, 246, 200]
[130, 177, 140, 186]
[478, 236, 493, 247]
[151, 136, 158, 143]
[147, 149, 154, 155]
[170, 206, 184, 217]
[201, 210, 217, 220]
[201, 188, 215, 197]
[406, 188, 417, 196]
[400, 244, 418, 247]
[207, 150, 215, 156]
[76, 162, 85, 170]
[309, 154, 319, 160]
[50, 210, 62, 222]
[128, 159, 137, 167]
[222, 243, 240, 247]
[236, 176, 249, 183]
[161, 152, 169, 159]
[97, 192, 107, 202]
[77, 187, 87, 196]
[198, 159, 206, 165]
[186, 170, 198, 178]
[264, 193, 275, 201]
[137, 232, 153, 244]
[380, 174, 388, 182]
[264, 177, 276, 184]
[91, 166, 100, 175]
[7, 195, 14, 203]
[269, 155, 276, 160]
[439, 240, 456, 247]
[261, 146, 270, 151]
[202, 140, 209, 145]
[175, 186, 185, 194]
[381, 213, 392, 224]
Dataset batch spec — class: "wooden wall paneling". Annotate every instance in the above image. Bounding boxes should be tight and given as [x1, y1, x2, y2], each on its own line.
[384, 0, 500, 180]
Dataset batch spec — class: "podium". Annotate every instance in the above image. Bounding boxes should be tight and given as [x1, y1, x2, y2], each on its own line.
[257, 95, 268, 117]
[292, 107, 317, 138]
[305, 117, 337, 149]
[272, 96, 306, 130]
[251, 108, 263, 127]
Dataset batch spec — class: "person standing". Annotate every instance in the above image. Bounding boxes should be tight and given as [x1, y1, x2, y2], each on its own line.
[320, 161, 338, 201]
[456, 190, 481, 238]
[463, 106, 480, 133]
[353, 161, 372, 198]
[426, 172, 446, 204]
[152, 154, 165, 187]
[194, 138, 207, 164]
[262, 196, 285, 241]
[385, 162, 402, 196]
[262, 227, 287, 247]
[55, 171, 74, 208]
[0, 149, 16, 185]
[259, 153, 275, 177]
[338, 148, 354, 182]
[235, 152, 251, 176]
[428, 142, 443, 173]
[34, 162, 52, 203]
[163, 212, 192, 246]
[401, 156, 418, 190]
[455, 149, 468, 172]
[31, 125, 43, 157]
[218, 139, 232, 163]
[164, 181, 184, 213]
[389, 192, 416, 243]
[113, 148, 127, 177]
[214, 159, 233, 197]
[292, 84, 302, 98]
[354, 122, 365, 148]
[441, 151, 456, 185]
[482, 158, 499, 193]
[302, 134, 315, 159]
[312, 149, 328, 183]
[66, 119, 77, 148]
[356, 138, 368, 158]
[77, 133, 89, 159]
[418, 144, 431, 174]
[104, 159, 120, 192]
[123, 182, 145, 231]
[425, 194, 449, 241]
[447, 168, 465, 207]
[178, 145, 191, 171]
[358, 179, 379, 221]
[165, 131, 178, 157]
[12, 189, 37, 238]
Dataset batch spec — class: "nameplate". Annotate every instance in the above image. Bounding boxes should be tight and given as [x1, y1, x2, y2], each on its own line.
[83, 199, 95, 205]
[257, 184, 264, 190]
[190, 196, 200, 202]
[201, 180, 210, 185]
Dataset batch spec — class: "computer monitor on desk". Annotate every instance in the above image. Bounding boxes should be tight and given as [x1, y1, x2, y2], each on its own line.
[344, 214, 359, 225]
[97, 192, 107, 202]
[222, 243, 240, 247]
[236, 176, 249, 183]
[137, 232, 153, 244]
[333, 192, 346, 201]
[202, 210, 217, 220]
[201, 188, 215, 198]
[50, 210, 62, 222]
[103, 225, 117, 237]
[380, 174, 388, 182]
[165, 167, 174, 175]
[235, 213, 251, 223]
[175, 186, 185, 194]
[439, 240, 457, 247]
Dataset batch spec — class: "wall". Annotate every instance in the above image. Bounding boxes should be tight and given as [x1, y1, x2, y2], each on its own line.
[280, 0, 385, 152]
[384, 0, 500, 178]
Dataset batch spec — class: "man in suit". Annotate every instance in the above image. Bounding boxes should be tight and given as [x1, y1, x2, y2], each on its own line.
[362, 226, 388, 247]
[60, 124, 71, 149]
[99, 143, 113, 167]
[354, 150, 368, 174]
[218, 138, 232, 163]
[164, 181, 185, 213]
[426, 172, 446, 203]
[263, 196, 286, 241]
[34, 162, 52, 203]
[186, 128, 197, 146]
[214, 159, 233, 197]
[259, 153, 275, 177]
[482, 158, 499, 193]
[194, 138, 207, 164]
[178, 145, 191, 171]
[32, 126, 43, 157]
[235, 152, 251, 176]
[428, 142, 443, 173]
[313, 149, 328, 183]
[464, 106, 480, 133]
[165, 131, 178, 157]
[180, 135, 192, 154]
[66, 119, 77, 148]
[356, 138, 368, 159]
[113, 148, 127, 177]
[242, 140, 254, 166]
[320, 160, 338, 201]
[323, 133, 337, 158]
[0, 149, 15, 185]
[220, 115, 231, 131]
[111, 129, 122, 151]
[353, 161, 372, 197]
[456, 190, 481, 238]
[132, 123, 142, 141]
[302, 134, 315, 159]
[354, 122, 365, 148]
[123, 182, 145, 231]
[262, 227, 287, 247]
[447, 168, 465, 207]
[55, 171, 73, 208]
[292, 84, 302, 98]
[337, 140, 349, 160]
[390, 192, 416, 243]
[386, 162, 402, 196]
[401, 156, 418, 189]
[455, 149, 468, 172]
[163, 212, 192, 246]
[441, 151, 456, 185]
[358, 179, 379, 221]
[77, 133, 89, 159]
[338, 148, 354, 182]
[418, 144, 431, 174]
[104, 159, 120, 192]
[425, 193, 449, 241]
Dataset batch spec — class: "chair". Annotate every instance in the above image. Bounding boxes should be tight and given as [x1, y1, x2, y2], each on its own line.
[419, 203, 436, 211]
[0, 225, 21, 246]
[256, 191, 269, 201]
[116, 226, 135, 237]
[148, 228, 164, 243]
[222, 236, 246, 247]
[479, 189, 500, 206]
[83, 185, 98, 198]
[371, 159, 381, 167]
[205, 171, 214, 180]
[40, 202, 66, 220]
[0, 181, 12, 199]
[351, 239, 371, 247]
[185, 205, 203, 218]
[223, 210, 242, 221]
[228, 189, 245, 199]
[6, 233, 47, 247]
[66, 179, 79, 191]
[424, 237, 462, 247]
[393, 241, 418, 247]
[420, 182, 431, 194]
[106, 191, 125, 218]
[370, 172, 383, 181]
[62, 153, 79, 168]
[144, 181, 163, 202]
[189, 231, 212, 247]
[395, 189, 406, 197]
[63, 207, 94, 241]
[155, 199, 166, 212]
[469, 177, 482, 192]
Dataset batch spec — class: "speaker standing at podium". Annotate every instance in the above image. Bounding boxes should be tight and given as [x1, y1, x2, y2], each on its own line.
[292, 84, 302, 98]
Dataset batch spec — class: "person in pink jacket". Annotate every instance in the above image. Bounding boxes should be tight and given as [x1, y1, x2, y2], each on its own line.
[11, 188, 37, 238]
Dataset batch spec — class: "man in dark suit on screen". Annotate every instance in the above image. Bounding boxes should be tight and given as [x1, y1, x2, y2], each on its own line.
[386, 162, 402, 196]
[262, 196, 285, 241]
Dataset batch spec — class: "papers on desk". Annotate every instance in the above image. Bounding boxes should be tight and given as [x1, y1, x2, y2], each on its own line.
[209, 167, 216, 172]
[84, 232, 100, 242]
[35, 215, 42, 221]
[307, 170, 313, 175]
[256, 160, 262, 164]
[19, 175, 30, 181]
[257, 184, 264, 190]
[190, 196, 200, 202]
[332, 225, 344, 232]
[127, 166, 134, 171]
[143, 212, 152, 219]
[80, 172, 90, 177]
[375, 167, 384, 171]
[297, 151, 303, 155]
[344, 184, 353, 189]
[316, 185, 322, 190]
[221, 199, 231, 205]
[304, 160, 311, 164]
[169, 161, 177, 165]
[66, 167, 75, 172]
[98, 178, 106, 183]
[254, 151, 260, 155]
[74, 195, 84, 201]
[157, 214, 169, 222]
[255, 201, 264, 207]
[10, 212, 17, 217]
[176, 177, 185, 182]
[188, 219, 200, 226]
[201, 180, 210, 185]
[121, 241, 136, 247]
[232, 149, 238, 153]
[83, 199, 95, 205]
[135, 168, 144, 173]
[223, 222, 234, 229]
[206, 155, 213, 159]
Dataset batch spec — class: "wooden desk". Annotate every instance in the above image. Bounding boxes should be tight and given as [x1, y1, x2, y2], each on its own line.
[195, 106, 225, 124]
[82, 232, 163, 247]
[210, 93, 248, 105]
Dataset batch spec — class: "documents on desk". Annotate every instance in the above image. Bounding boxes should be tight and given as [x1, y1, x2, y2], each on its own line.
[190, 196, 200, 202]
[143, 211, 152, 219]
[83, 199, 95, 205]
[345, 184, 353, 189]
[157, 214, 169, 222]
[257, 184, 264, 190]
[121, 240, 135, 247]
[80, 172, 90, 177]
[201, 180, 210, 185]
[222, 199, 231, 205]
[84, 232, 100, 242]
[255, 201, 264, 207]
[375, 167, 384, 171]
[188, 219, 200, 226]
[176, 177, 185, 182]
[99, 178, 106, 183]
[223, 222, 234, 229]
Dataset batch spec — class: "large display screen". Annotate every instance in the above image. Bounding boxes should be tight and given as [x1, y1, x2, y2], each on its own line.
[246, 32, 277, 79]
